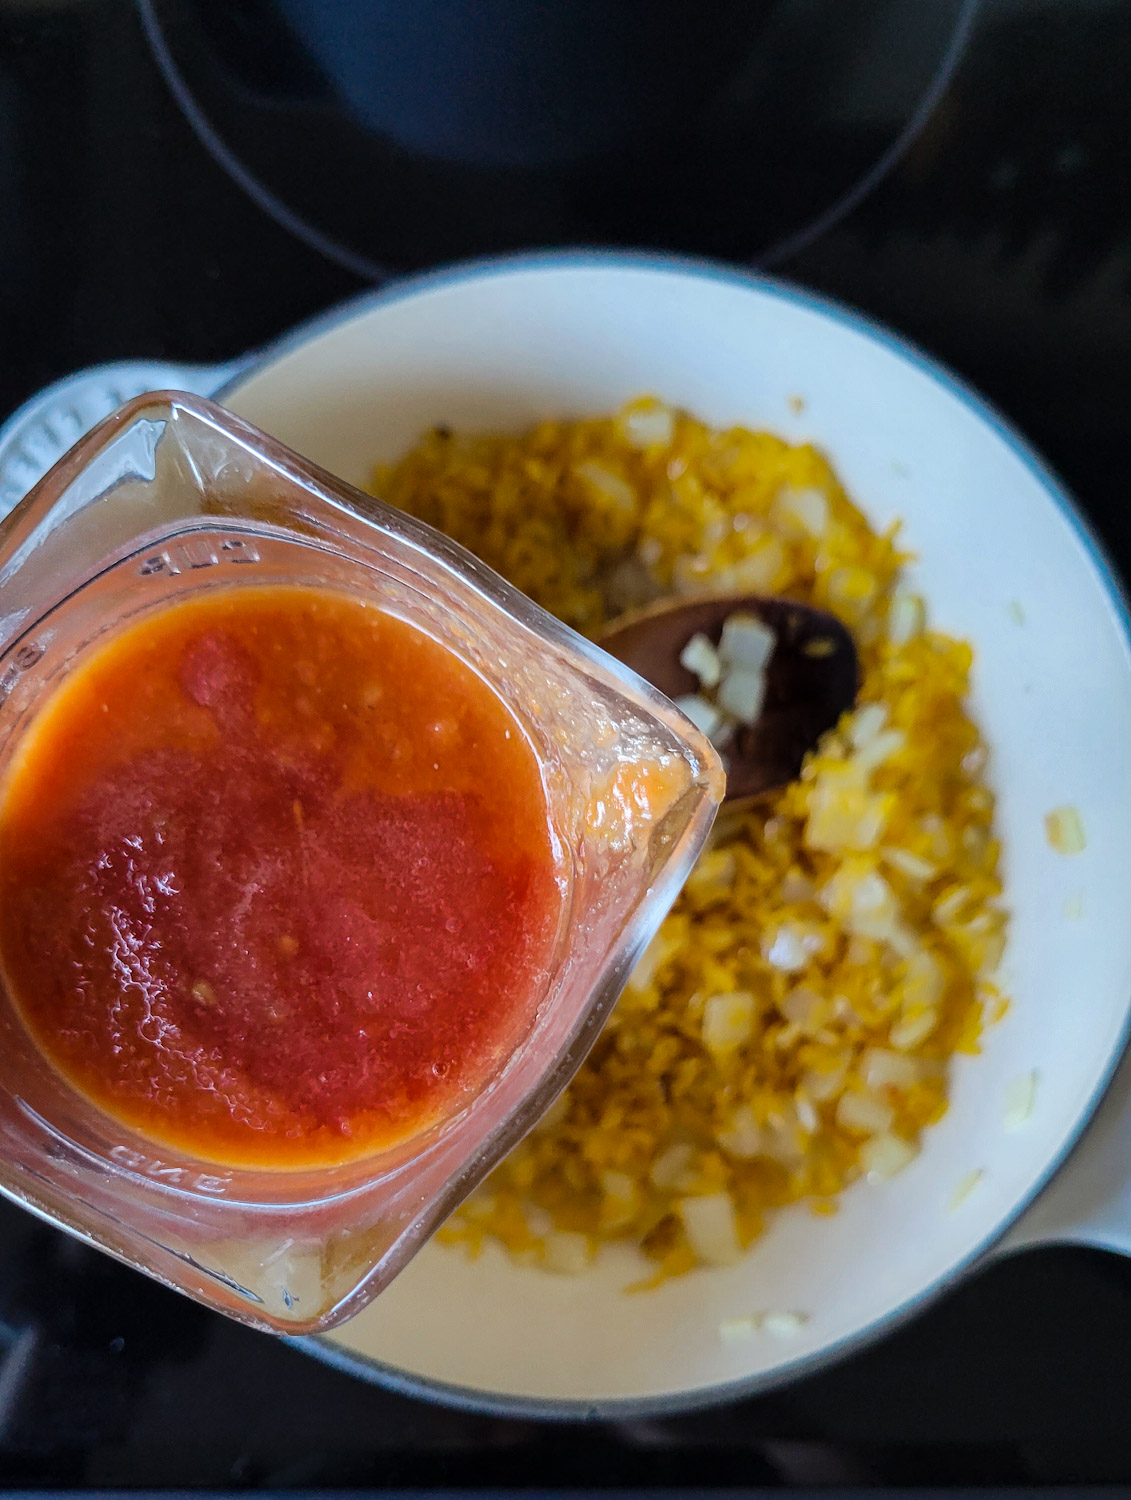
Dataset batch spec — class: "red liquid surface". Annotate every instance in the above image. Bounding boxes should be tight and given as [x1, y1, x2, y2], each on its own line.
[0, 586, 562, 1167]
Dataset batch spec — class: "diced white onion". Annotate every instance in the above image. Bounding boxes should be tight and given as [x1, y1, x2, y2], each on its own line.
[718, 612, 777, 672]
[1004, 1070, 1038, 1131]
[573, 459, 636, 511]
[719, 1315, 761, 1345]
[524, 1204, 554, 1235]
[543, 1232, 591, 1275]
[685, 848, 737, 899]
[899, 950, 945, 1012]
[716, 1105, 764, 1160]
[763, 922, 821, 973]
[850, 703, 888, 749]
[882, 847, 938, 882]
[889, 1006, 939, 1051]
[806, 766, 892, 853]
[762, 1310, 809, 1338]
[855, 728, 907, 774]
[600, 1170, 639, 1230]
[651, 1142, 697, 1190]
[933, 884, 972, 924]
[772, 484, 829, 539]
[860, 1132, 918, 1180]
[802, 1064, 847, 1102]
[948, 1168, 984, 1211]
[762, 1106, 806, 1165]
[827, 565, 878, 621]
[887, 591, 925, 645]
[795, 1091, 820, 1134]
[836, 1090, 895, 1136]
[622, 403, 675, 449]
[781, 985, 824, 1033]
[962, 744, 988, 777]
[675, 693, 724, 739]
[677, 1192, 742, 1266]
[780, 870, 815, 903]
[702, 990, 756, 1057]
[717, 666, 767, 726]
[861, 1047, 921, 1092]
[822, 861, 903, 943]
[718, 538, 786, 593]
[679, 631, 722, 689]
[1045, 805, 1087, 855]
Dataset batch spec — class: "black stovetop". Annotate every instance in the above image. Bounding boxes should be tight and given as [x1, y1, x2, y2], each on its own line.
[2, 0, 1131, 1488]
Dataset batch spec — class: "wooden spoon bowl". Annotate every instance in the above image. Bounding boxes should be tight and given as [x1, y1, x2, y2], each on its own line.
[600, 593, 858, 802]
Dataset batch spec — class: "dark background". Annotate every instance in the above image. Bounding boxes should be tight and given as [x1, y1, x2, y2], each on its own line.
[1, 0, 1131, 1487]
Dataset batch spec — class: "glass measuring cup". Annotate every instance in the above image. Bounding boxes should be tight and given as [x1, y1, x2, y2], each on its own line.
[0, 392, 722, 1334]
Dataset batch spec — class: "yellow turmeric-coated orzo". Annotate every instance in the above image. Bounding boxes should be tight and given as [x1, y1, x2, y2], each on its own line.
[372, 397, 1008, 1283]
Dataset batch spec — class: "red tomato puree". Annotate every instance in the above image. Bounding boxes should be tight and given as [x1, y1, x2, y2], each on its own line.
[0, 585, 562, 1168]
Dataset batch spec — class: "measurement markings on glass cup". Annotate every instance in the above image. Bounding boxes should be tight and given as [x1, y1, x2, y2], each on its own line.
[138, 536, 261, 576]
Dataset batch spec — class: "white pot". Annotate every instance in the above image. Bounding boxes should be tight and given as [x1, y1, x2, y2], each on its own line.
[4, 252, 1131, 1417]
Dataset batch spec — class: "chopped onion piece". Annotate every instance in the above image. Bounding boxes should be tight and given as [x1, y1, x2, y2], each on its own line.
[889, 1006, 939, 1051]
[933, 884, 972, 924]
[707, 718, 736, 752]
[543, 1231, 591, 1274]
[772, 484, 829, 539]
[882, 847, 937, 882]
[678, 1192, 742, 1266]
[573, 459, 636, 512]
[762, 1105, 806, 1165]
[850, 703, 888, 749]
[763, 1310, 809, 1338]
[718, 538, 786, 593]
[854, 729, 907, 774]
[795, 1091, 820, 1134]
[525, 1204, 554, 1235]
[948, 1168, 984, 1211]
[600, 1170, 639, 1230]
[763, 922, 822, 972]
[836, 1090, 895, 1136]
[821, 861, 903, 942]
[1045, 805, 1086, 855]
[860, 1132, 918, 1181]
[780, 869, 815, 903]
[685, 848, 737, 899]
[1004, 1070, 1038, 1131]
[806, 766, 893, 853]
[861, 1047, 921, 1092]
[719, 612, 777, 671]
[702, 990, 756, 1056]
[781, 985, 824, 1034]
[888, 591, 925, 645]
[827, 565, 878, 622]
[651, 1142, 697, 1190]
[679, 631, 722, 689]
[719, 1315, 761, 1345]
[675, 693, 724, 739]
[716, 1105, 764, 1160]
[626, 926, 673, 992]
[717, 666, 767, 725]
[802, 1063, 847, 1102]
[899, 949, 945, 1012]
[622, 403, 675, 449]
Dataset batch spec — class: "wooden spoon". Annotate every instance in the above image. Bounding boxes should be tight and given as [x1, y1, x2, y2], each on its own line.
[600, 594, 858, 802]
